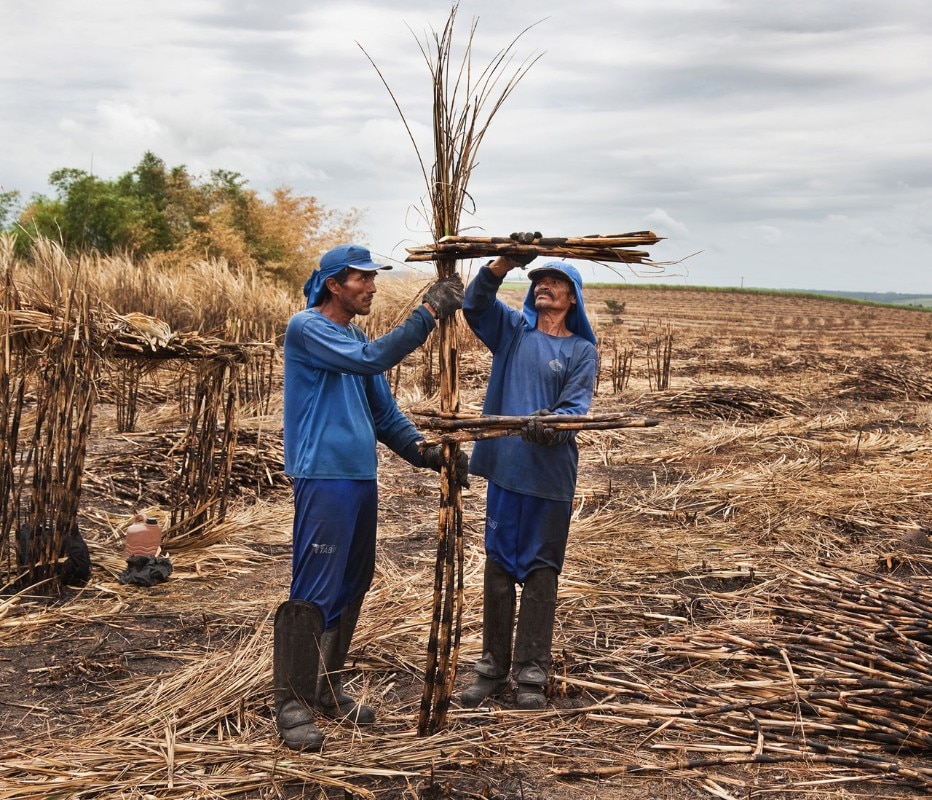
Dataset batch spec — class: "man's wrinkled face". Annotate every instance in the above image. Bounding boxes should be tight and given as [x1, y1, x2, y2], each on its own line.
[331, 268, 378, 317]
[533, 274, 576, 315]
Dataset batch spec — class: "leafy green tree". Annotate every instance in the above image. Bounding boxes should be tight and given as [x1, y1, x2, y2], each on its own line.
[18, 167, 144, 253]
[12, 152, 363, 291]
[116, 151, 174, 253]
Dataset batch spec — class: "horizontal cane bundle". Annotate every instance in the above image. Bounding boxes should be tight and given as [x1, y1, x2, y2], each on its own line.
[413, 411, 660, 446]
[405, 232, 664, 265]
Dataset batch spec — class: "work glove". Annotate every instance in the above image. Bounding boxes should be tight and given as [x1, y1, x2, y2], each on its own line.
[422, 273, 465, 320]
[510, 231, 542, 244]
[521, 408, 570, 446]
[422, 444, 470, 488]
[506, 231, 542, 266]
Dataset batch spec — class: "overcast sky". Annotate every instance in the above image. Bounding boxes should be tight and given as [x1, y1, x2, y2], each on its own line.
[2, 1, 931, 293]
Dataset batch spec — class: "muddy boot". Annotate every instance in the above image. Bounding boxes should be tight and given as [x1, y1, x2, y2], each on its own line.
[273, 599, 325, 751]
[512, 568, 557, 710]
[315, 596, 375, 725]
[460, 559, 516, 708]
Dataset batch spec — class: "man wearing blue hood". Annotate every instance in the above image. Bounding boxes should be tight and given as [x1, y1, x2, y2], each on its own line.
[275, 243, 466, 751]
[460, 244, 598, 710]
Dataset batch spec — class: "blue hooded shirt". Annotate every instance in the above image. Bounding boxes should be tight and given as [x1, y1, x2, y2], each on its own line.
[283, 304, 435, 480]
[463, 261, 598, 501]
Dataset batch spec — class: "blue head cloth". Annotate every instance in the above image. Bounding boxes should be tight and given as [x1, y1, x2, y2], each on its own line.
[521, 261, 596, 345]
[302, 244, 392, 308]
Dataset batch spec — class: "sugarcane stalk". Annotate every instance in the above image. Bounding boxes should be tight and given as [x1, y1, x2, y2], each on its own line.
[373, 6, 538, 736]
[414, 411, 653, 429]
[419, 418, 660, 446]
[417, 283, 465, 734]
[411, 242, 654, 257]
[558, 750, 932, 786]
[405, 244, 656, 264]
[405, 232, 663, 261]
[433, 231, 663, 246]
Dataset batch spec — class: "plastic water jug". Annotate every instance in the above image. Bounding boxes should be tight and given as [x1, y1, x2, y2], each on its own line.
[124, 514, 162, 558]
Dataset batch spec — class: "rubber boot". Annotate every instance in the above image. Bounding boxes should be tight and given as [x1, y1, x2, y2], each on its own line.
[512, 568, 558, 710]
[273, 599, 325, 751]
[315, 596, 375, 725]
[460, 559, 516, 708]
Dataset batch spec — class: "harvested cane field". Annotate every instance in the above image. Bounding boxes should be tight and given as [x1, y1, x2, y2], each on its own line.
[3, 267, 932, 799]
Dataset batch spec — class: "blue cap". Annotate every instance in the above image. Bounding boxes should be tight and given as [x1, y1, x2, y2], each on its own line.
[522, 260, 596, 345]
[319, 244, 388, 272]
[303, 244, 391, 307]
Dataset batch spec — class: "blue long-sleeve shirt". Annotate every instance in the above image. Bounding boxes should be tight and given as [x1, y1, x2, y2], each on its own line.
[283, 305, 435, 479]
[463, 266, 598, 501]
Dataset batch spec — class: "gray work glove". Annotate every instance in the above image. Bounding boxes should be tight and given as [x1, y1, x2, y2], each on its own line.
[422, 445, 470, 488]
[521, 408, 570, 446]
[507, 231, 542, 266]
[422, 274, 465, 320]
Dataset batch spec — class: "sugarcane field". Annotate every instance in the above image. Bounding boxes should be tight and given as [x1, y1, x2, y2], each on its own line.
[2, 236, 932, 800]
[0, 7, 932, 800]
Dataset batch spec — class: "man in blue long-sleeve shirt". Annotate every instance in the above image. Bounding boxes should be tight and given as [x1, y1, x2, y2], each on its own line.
[274, 244, 466, 751]
[460, 250, 597, 710]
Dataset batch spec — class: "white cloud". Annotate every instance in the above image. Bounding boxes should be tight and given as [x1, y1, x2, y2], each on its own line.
[2, 0, 931, 293]
[644, 209, 690, 238]
[757, 225, 783, 244]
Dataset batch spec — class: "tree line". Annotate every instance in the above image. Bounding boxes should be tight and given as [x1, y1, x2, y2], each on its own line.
[0, 151, 361, 291]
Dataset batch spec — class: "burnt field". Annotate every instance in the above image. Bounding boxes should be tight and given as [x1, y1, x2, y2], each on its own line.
[2, 285, 932, 800]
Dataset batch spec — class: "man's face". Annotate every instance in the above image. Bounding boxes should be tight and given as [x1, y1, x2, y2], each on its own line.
[331, 268, 378, 317]
[533, 274, 576, 315]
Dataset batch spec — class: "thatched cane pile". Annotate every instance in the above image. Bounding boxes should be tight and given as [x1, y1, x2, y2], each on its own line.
[645, 383, 809, 420]
[1, 254, 274, 592]
[554, 563, 932, 790]
[837, 359, 932, 401]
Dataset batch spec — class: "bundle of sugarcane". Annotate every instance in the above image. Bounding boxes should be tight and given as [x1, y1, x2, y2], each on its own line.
[405, 231, 663, 265]
[4, 286, 96, 593]
[413, 411, 659, 446]
[363, 7, 542, 735]
[655, 383, 808, 420]
[82, 433, 176, 506]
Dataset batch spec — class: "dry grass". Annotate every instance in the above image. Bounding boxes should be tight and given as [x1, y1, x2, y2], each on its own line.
[7, 236, 294, 341]
[1, 277, 930, 798]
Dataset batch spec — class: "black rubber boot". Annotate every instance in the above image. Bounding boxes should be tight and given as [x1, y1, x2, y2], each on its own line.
[315, 596, 375, 725]
[512, 568, 558, 710]
[460, 559, 516, 708]
[273, 599, 325, 751]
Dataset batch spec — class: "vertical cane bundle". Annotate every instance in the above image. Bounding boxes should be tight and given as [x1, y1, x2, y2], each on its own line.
[363, 5, 540, 734]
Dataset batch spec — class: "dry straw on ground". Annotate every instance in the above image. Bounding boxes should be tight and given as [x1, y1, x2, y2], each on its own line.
[3, 6, 932, 795]
[2, 269, 931, 798]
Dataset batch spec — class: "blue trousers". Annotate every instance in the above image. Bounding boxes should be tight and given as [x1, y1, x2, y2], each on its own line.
[290, 478, 377, 629]
[484, 482, 572, 583]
